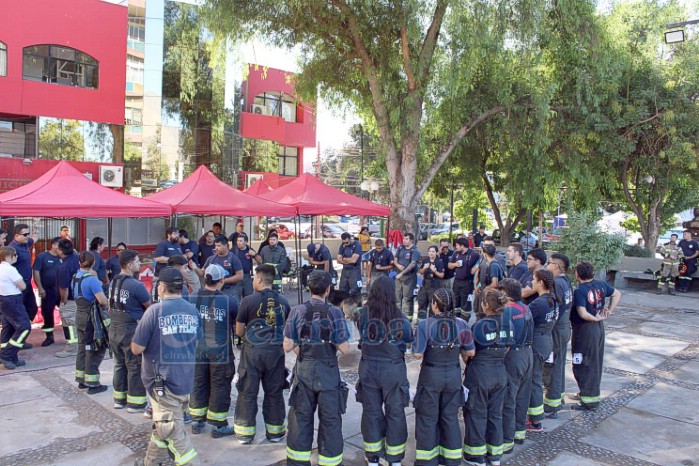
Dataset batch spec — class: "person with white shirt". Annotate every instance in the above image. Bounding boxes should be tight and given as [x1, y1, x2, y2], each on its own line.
[0, 246, 31, 370]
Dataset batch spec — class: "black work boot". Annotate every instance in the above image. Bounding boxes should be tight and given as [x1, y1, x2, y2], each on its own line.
[42, 333, 55, 347]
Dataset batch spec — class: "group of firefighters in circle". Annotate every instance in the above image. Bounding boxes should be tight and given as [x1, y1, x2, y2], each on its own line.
[0, 222, 633, 466]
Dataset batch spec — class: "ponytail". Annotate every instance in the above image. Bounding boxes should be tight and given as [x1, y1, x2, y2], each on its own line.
[534, 269, 559, 308]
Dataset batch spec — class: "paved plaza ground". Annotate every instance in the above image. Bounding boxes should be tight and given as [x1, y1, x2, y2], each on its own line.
[1, 287, 698, 465]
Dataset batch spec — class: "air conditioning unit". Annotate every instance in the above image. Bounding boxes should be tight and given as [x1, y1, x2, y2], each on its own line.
[99, 165, 124, 188]
[251, 104, 269, 116]
[245, 173, 264, 189]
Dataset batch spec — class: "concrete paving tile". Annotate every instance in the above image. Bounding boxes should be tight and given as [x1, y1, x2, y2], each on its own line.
[605, 331, 688, 357]
[665, 359, 699, 385]
[648, 310, 699, 327]
[0, 373, 50, 407]
[627, 382, 699, 425]
[0, 393, 100, 457]
[603, 316, 640, 329]
[581, 407, 699, 466]
[636, 321, 699, 341]
[46, 442, 135, 466]
[547, 451, 611, 466]
[602, 347, 666, 374]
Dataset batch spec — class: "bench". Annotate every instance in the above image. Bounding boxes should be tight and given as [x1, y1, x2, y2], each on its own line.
[613, 269, 699, 289]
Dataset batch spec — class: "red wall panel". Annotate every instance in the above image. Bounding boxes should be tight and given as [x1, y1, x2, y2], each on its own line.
[240, 64, 317, 153]
[0, 0, 127, 124]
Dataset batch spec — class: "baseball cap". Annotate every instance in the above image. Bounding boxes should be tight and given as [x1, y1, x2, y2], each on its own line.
[205, 264, 228, 281]
[159, 266, 184, 285]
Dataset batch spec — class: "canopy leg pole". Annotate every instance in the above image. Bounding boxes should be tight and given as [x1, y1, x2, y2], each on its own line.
[296, 214, 303, 304]
[107, 218, 113, 258]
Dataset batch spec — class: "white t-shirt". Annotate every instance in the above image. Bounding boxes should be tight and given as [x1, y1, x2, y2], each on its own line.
[0, 262, 23, 296]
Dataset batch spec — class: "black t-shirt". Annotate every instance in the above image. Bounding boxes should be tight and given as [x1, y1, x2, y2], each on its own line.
[679, 239, 699, 263]
[439, 249, 455, 279]
[508, 261, 528, 281]
[450, 249, 479, 281]
[154, 240, 183, 276]
[236, 290, 291, 345]
[572, 280, 615, 327]
[420, 257, 445, 281]
[33, 251, 61, 289]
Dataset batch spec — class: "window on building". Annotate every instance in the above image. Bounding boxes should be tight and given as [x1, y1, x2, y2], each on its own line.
[126, 56, 144, 85]
[0, 41, 7, 76]
[252, 91, 297, 123]
[278, 146, 298, 176]
[22, 45, 98, 89]
[128, 17, 146, 51]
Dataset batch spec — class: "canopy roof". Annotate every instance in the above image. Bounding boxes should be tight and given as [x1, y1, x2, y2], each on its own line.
[259, 173, 390, 216]
[244, 178, 274, 196]
[147, 165, 296, 217]
[0, 161, 172, 218]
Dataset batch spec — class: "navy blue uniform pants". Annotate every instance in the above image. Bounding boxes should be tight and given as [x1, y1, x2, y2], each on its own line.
[109, 322, 147, 408]
[503, 347, 533, 451]
[528, 332, 552, 423]
[357, 358, 410, 463]
[572, 322, 605, 409]
[414, 363, 463, 466]
[0, 294, 30, 363]
[463, 359, 507, 461]
[190, 358, 235, 427]
[40, 287, 59, 334]
[75, 308, 107, 386]
[233, 344, 286, 439]
[287, 358, 344, 466]
[452, 279, 473, 319]
[543, 324, 571, 412]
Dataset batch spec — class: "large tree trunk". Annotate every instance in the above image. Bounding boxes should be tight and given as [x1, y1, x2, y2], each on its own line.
[109, 124, 124, 163]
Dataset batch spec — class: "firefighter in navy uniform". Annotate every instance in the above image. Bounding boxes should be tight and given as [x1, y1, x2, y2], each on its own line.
[526, 269, 559, 432]
[366, 239, 394, 289]
[678, 230, 699, 292]
[32, 237, 63, 347]
[393, 233, 420, 321]
[497, 279, 534, 453]
[571, 261, 621, 410]
[413, 288, 475, 466]
[417, 245, 445, 320]
[462, 289, 512, 466]
[356, 275, 413, 466]
[233, 264, 291, 444]
[189, 264, 238, 438]
[543, 253, 573, 417]
[337, 232, 363, 299]
[283, 270, 350, 466]
[108, 249, 151, 411]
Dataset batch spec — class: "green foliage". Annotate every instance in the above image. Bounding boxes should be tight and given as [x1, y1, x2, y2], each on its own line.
[556, 211, 625, 274]
[38, 119, 85, 161]
[620, 216, 676, 237]
[242, 139, 278, 173]
[623, 244, 653, 258]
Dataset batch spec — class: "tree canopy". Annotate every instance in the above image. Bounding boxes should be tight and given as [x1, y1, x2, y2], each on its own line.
[203, 0, 699, 245]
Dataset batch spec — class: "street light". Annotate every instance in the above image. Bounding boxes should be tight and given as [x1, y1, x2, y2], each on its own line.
[665, 30, 685, 44]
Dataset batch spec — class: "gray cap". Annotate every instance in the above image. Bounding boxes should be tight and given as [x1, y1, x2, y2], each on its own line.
[205, 263, 227, 281]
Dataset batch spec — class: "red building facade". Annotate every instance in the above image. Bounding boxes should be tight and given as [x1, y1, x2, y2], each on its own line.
[0, 0, 127, 124]
[239, 64, 316, 187]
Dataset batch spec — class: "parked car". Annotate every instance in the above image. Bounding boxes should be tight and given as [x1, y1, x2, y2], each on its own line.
[418, 223, 435, 240]
[429, 223, 460, 237]
[492, 229, 538, 247]
[269, 223, 295, 240]
[541, 227, 567, 245]
[302, 224, 347, 239]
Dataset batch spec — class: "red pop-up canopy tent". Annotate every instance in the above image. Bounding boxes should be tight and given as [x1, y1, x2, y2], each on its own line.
[0, 161, 172, 217]
[244, 178, 274, 196]
[147, 165, 296, 217]
[259, 172, 390, 216]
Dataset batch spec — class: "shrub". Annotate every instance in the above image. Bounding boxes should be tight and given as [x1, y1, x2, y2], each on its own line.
[623, 244, 653, 258]
[556, 211, 625, 276]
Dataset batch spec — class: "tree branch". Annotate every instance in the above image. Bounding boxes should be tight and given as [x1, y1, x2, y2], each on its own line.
[401, 25, 417, 91]
[332, 0, 399, 165]
[416, 104, 506, 199]
[621, 157, 647, 235]
[417, 0, 447, 85]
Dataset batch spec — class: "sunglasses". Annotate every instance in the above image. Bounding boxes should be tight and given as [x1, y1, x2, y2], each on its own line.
[20, 233, 30, 237]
